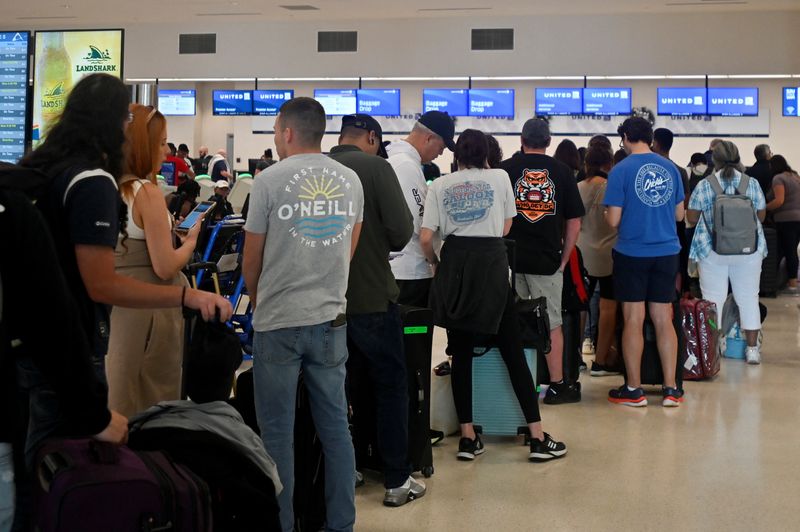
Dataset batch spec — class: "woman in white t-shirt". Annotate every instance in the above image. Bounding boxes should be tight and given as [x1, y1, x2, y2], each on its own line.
[420, 129, 567, 464]
[106, 104, 204, 416]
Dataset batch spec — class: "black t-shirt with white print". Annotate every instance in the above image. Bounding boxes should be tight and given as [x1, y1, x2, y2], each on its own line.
[37, 166, 121, 358]
[500, 152, 585, 275]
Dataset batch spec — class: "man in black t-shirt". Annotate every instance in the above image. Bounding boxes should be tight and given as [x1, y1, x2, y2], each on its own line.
[501, 119, 585, 405]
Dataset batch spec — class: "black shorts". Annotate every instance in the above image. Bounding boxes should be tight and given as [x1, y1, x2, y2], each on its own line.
[588, 275, 615, 300]
[612, 251, 679, 303]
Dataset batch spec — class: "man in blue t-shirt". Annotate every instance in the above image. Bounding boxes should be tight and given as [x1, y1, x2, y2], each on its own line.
[603, 117, 685, 408]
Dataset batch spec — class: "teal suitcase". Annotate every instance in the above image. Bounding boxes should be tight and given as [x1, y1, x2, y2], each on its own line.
[471, 348, 537, 436]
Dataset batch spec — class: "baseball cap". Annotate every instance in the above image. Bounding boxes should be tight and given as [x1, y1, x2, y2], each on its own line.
[214, 180, 230, 189]
[418, 111, 455, 151]
[341, 114, 383, 138]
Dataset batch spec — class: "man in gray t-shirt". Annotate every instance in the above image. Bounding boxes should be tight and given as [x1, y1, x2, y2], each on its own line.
[243, 97, 363, 532]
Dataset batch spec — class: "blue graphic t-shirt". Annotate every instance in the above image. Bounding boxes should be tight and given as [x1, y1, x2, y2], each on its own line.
[603, 152, 685, 257]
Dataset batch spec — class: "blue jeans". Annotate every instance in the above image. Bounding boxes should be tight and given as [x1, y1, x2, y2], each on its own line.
[253, 322, 355, 532]
[0, 443, 13, 532]
[346, 304, 410, 489]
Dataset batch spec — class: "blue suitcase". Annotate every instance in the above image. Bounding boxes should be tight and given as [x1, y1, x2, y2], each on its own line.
[471, 348, 537, 436]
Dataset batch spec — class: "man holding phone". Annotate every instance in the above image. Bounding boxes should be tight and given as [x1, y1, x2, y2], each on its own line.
[243, 97, 364, 532]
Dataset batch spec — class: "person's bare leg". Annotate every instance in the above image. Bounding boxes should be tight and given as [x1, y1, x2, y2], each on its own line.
[648, 301, 678, 389]
[595, 298, 618, 366]
[528, 421, 544, 441]
[460, 423, 476, 440]
[547, 326, 564, 383]
[621, 302, 645, 388]
[744, 329, 759, 347]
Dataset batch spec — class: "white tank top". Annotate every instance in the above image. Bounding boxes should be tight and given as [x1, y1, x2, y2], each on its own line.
[122, 179, 171, 240]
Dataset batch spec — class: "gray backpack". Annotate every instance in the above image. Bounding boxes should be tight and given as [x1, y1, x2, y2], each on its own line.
[703, 173, 758, 255]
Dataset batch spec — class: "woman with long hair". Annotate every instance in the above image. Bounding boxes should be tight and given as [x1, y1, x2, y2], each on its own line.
[420, 129, 567, 463]
[106, 104, 205, 416]
[577, 145, 620, 376]
[554, 139, 581, 179]
[766, 154, 800, 294]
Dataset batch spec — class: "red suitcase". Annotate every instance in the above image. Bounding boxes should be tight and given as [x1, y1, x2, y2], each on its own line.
[680, 297, 720, 380]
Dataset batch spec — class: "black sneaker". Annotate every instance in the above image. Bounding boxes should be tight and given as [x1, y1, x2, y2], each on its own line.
[662, 386, 685, 407]
[543, 381, 581, 404]
[456, 435, 485, 461]
[590, 361, 623, 377]
[608, 384, 647, 407]
[529, 433, 567, 462]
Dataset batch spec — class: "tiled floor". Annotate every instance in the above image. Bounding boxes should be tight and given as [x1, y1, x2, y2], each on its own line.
[354, 296, 800, 531]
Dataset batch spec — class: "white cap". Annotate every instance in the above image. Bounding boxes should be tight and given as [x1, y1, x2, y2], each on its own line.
[215, 180, 230, 189]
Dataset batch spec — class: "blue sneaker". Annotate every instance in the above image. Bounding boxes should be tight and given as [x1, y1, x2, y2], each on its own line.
[608, 385, 648, 407]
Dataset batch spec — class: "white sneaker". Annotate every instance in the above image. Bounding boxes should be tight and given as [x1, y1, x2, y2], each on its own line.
[745, 346, 761, 365]
[582, 338, 595, 355]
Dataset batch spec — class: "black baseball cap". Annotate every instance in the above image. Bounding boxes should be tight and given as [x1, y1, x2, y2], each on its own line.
[418, 111, 455, 151]
[341, 114, 383, 138]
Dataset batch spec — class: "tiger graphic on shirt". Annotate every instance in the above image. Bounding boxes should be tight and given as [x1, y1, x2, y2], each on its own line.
[514, 168, 557, 223]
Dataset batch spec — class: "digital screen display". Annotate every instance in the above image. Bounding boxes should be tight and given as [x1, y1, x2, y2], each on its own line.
[422, 89, 468, 116]
[468, 88, 514, 118]
[657, 87, 707, 116]
[160, 161, 176, 186]
[707, 87, 758, 117]
[158, 89, 196, 116]
[582, 88, 632, 116]
[33, 29, 124, 144]
[784, 87, 800, 117]
[253, 90, 293, 116]
[535, 88, 582, 116]
[0, 31, 30, 163]
[314, 89, 357, 116]
[212, 90, 253, 116]
[357, 89, 400, 116]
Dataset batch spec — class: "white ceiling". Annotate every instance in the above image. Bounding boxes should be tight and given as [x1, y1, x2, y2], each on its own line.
[7, 0, 800, 25]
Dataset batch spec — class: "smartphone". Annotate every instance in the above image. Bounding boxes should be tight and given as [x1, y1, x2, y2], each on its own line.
[176, 201, 215, 233]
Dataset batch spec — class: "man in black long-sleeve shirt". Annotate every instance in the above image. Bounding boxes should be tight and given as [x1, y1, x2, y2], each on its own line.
[746, 143, 773, 195]
[327, 114, 423, 507]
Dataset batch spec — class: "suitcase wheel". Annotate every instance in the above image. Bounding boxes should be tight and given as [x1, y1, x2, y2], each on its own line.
[422, 466, 434, 478]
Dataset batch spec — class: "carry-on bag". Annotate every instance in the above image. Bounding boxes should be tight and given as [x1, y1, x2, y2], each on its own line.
[34, 438, 211, 532]
[680, 296, 720, 380]
[349, 305, 435, 478]
[760, 226, 779, 297]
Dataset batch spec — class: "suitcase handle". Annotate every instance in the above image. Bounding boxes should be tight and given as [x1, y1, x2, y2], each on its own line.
[37, 451, 70, 493]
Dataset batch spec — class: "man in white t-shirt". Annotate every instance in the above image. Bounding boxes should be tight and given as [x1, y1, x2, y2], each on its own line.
[386, 111, 455, 307]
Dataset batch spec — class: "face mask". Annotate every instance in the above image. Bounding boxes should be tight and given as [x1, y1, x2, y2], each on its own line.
[692, 164, 708, 176]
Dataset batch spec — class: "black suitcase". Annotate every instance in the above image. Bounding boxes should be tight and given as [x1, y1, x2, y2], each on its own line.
[348, 305, 435, 478]
[618, 298, 685, 390]
[536, 310, 581, 386]
[227, 370, 326, 531]
[760, 226, 779, 297]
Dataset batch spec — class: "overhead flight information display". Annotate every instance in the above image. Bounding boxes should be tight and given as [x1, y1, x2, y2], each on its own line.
[582, 88, 632, 116]
[423, 89, 468, 116]
[253, 89, 293, 116]
[535, 88, 582, 116]
[468, 88, 514, 117]
[357, 89, 400, 116]
[0, 31, 30, 163]
[784, 87, 800, 117]
[212, 90, 253, 116]
[657, 87, 707, 116]
[314, 89, 357, 115]
[707, 87, 758, 116]
[158, 89, 196, 116]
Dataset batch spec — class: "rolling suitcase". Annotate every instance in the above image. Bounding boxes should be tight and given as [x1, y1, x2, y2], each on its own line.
[680, 296, 720, 380]
[471, 348, 537, 436]
[227, 370, 326, 531]
[349, 306, 435, 478]
[34, 439, 211, 532]
[760, 226, 779, 297]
